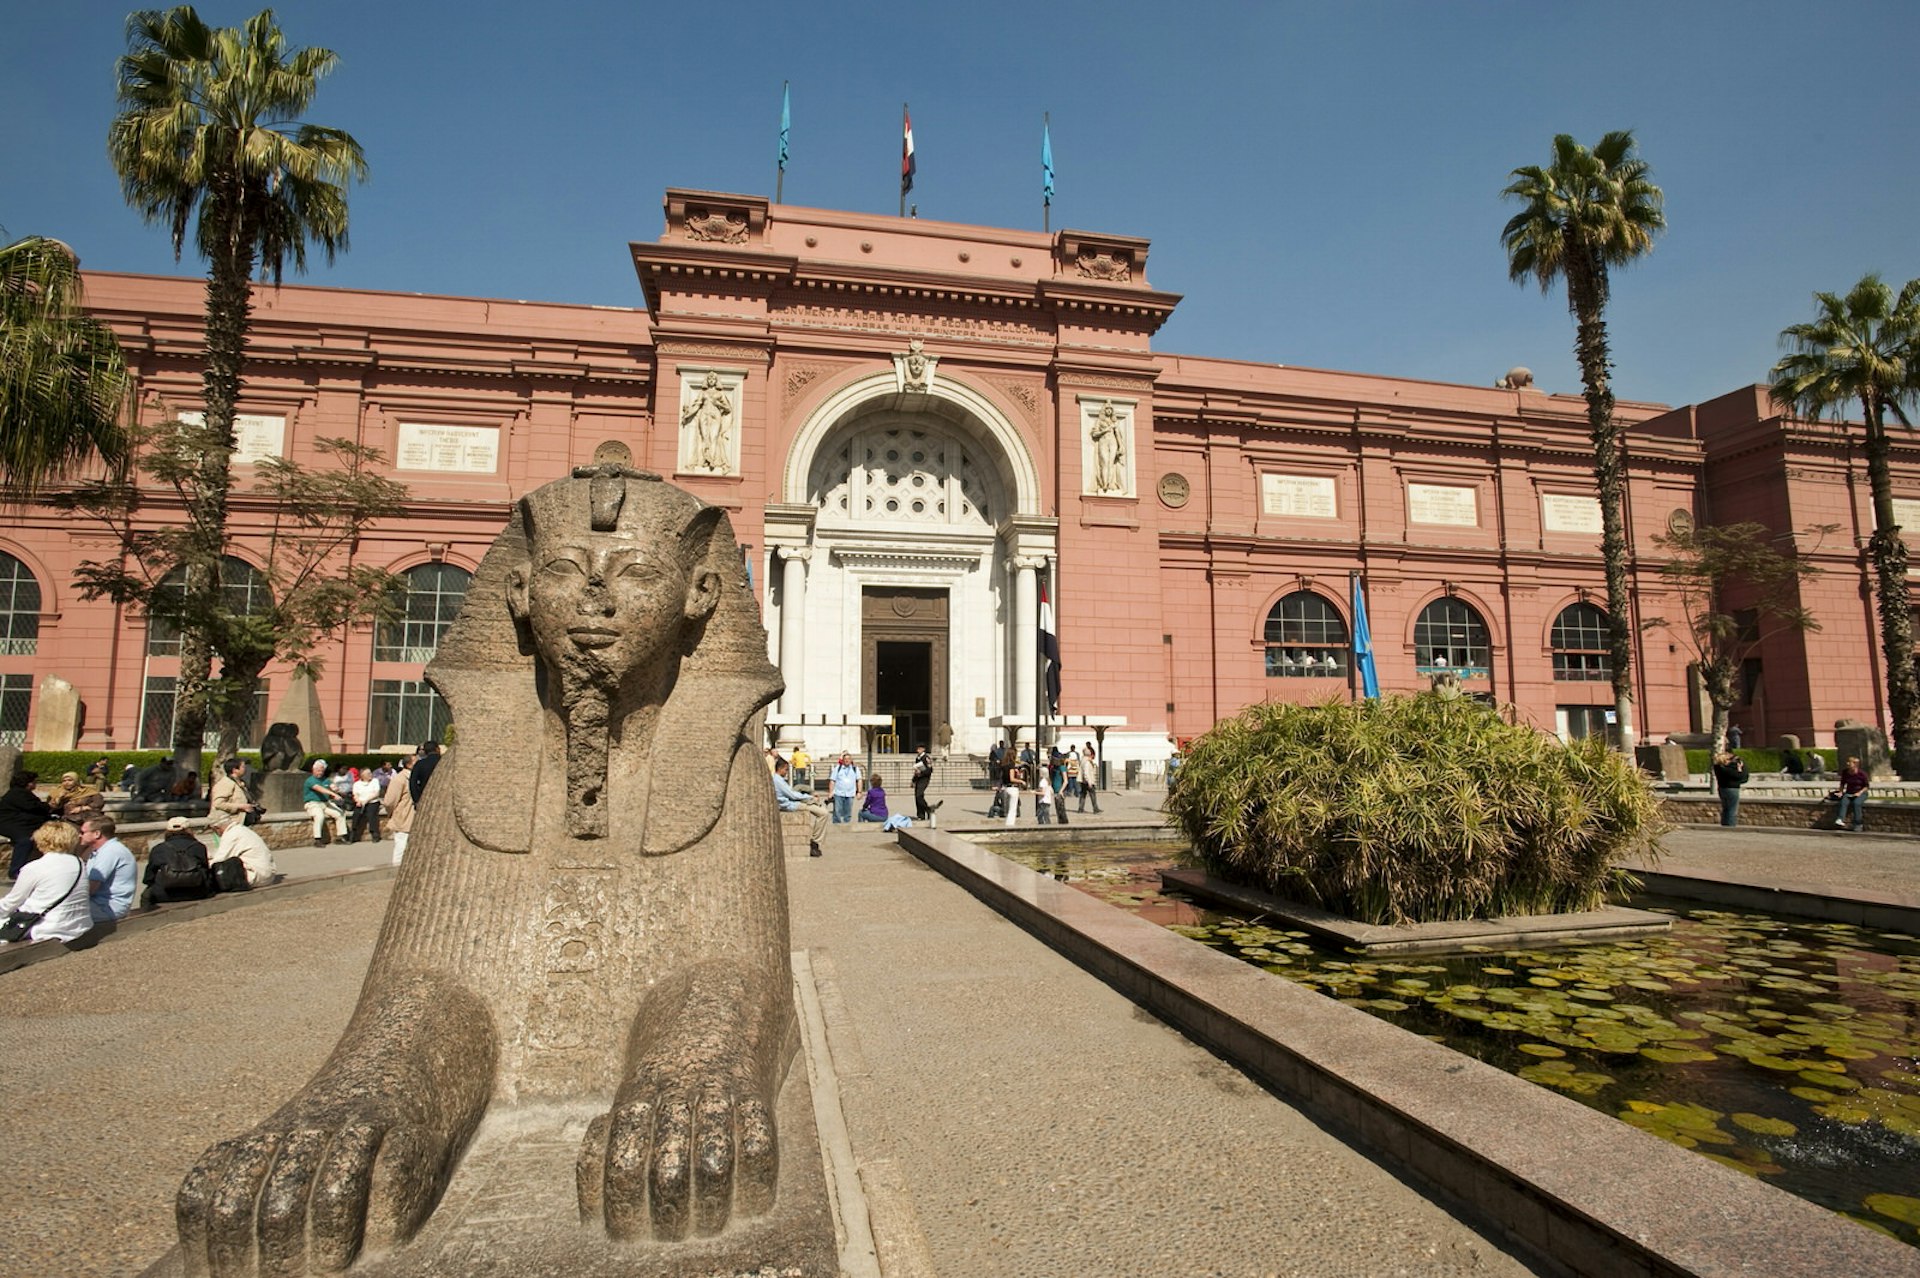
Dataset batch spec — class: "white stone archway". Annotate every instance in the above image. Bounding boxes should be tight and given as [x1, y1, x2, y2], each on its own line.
[766, 371, 1056, 758]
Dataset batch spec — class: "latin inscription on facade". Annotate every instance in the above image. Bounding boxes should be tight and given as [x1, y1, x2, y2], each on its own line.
[1893, 498, 1920, 529]
[1541, 493, 1603, 534]
[1407, 483, 1478, 527]
[181, 411, 286, 464]
[396, 422, 500, 473]
[1260, 473, 1337, 518]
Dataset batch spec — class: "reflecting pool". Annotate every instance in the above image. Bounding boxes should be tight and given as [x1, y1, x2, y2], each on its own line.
[1001, 841, 1920, 1246]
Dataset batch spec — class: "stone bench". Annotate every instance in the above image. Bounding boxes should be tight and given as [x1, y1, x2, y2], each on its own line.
[778, 810, 815, 859]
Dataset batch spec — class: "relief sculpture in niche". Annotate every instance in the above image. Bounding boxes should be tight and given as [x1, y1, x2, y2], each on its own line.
[1088, 401, 1129, 495]
[680, 370, 736, 474]
[1075, 248, 1133, 281]
[172, 463, 794, 1269]
[684, 207, 749, 243]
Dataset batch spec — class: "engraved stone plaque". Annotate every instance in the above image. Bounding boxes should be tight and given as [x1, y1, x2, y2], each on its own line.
[1407, 483, 1478, 527]
[1893, 498, 1920, 529]
[1261, 473, 1337, 519]
[1541, 493, 1603, 534]
[1157, 473, 1191, 508]
[397, 422, 501, 473]
[180, 410, 286, 464]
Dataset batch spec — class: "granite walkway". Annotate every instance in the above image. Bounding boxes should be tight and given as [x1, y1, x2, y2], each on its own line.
[5, 787, 1912, 1276]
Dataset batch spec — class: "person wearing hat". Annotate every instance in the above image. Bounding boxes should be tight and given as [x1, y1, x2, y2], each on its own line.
[142, 816, 214, 908]
[208, 809, 279, 888]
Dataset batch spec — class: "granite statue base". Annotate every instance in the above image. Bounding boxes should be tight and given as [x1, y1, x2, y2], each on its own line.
[142, 1056, 837, 1277]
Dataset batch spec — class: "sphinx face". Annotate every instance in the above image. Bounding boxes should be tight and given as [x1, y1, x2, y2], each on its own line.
[517, 533, 691, 689]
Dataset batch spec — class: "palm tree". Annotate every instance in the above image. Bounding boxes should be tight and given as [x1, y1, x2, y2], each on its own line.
[1770, 275, 1920, 776]
[108, 6, 367, 765]
[0, 234, 131, 496]
[1502, 132, 1665, 752]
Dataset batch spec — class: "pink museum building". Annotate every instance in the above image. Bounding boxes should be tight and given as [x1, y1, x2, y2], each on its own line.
[2, 189, 1913, 762]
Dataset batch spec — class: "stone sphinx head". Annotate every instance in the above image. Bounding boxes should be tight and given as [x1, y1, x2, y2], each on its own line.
[429, 464, 782, 849]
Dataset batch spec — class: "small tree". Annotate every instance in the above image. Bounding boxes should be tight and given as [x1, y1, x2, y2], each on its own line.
[1641, 521, 1826, 754]
[54, 417, 407, 757]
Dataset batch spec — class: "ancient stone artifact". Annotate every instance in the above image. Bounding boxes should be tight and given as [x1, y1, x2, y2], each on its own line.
[174, 464, 792, 1272]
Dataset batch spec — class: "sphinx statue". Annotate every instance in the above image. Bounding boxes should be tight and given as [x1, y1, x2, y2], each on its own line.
[174, 465, 792, 1273]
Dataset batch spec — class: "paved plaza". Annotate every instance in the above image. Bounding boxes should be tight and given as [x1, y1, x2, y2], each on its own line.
[0, 788, 1913, 1276]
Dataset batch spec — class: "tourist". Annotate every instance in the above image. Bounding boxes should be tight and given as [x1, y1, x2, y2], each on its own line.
[77, 816, 136, 923]
[118, 762, 137, 792]
[1032, 766, 1053, 825]
[830, 753, 861, 824]
[1727, 724, 1744, 750]
[351, 768, 385, 842]
[772, 759, 828, 857]
[85, 756, 110, 788]
[302, 760, 350, 846]
[1711, 751, 1748, 827]
[1063, 746, 1081, 799]
[209, 810, 279, 887]
[0, 821, 92, 943]
[911, 746, 940, 821]
[1837, 757, 1870, 832]
[409, 740, 442, 804]
[1002, 760, 1025, 827]
[858, 778, 890, 823]
[1078, 741, 1102, 814]
[45, 771, 93, 816]
[209, 758, 259, 826]
[142, 816, 214, 908]
[52, 771, 106, 826]
[0, 770, 52, 879]
[383, 756, 415, 865]
[790, 743, 811, 789]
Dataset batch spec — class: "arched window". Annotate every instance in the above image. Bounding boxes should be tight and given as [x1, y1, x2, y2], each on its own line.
[0, 553, 41, 657]
[1264, 591, 1348, 678]
[374, 564, 472, 663]
[147, 557, 272, 656]
[1551, 602, 1612, 681]
[1414, 598, 1490, 677]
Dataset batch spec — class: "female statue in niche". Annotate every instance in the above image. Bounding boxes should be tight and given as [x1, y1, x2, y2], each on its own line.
[1090, 402, 1127, 495]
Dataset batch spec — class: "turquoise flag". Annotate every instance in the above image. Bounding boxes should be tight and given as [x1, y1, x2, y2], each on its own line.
[1042, 121, 1054, 205]
[1352, 573, 1380, 699]
[778, 82, 790, 171]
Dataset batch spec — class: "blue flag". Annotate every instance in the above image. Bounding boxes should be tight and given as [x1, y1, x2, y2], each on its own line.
[1352, 574, 1380, 699]
[1042, 121, 1054, 206]
[778, 82, 790, 171]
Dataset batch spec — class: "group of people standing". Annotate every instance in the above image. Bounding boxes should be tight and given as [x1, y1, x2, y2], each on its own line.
[299, 744, 439, 862]
[986, 740, 1101, 827]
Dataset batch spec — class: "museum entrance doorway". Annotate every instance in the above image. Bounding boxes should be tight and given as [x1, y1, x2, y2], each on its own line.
[862, 587, 947, 753]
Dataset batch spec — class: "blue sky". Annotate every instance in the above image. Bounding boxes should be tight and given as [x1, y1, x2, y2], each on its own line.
[6, 1, 1917, 410]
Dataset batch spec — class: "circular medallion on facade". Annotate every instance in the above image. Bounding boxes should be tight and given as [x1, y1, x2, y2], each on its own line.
[1667, 508, 1695, 539]
[1158, 473, 1191, 509]
[592, 440, 633, 465]
[890, 593, 921, 618]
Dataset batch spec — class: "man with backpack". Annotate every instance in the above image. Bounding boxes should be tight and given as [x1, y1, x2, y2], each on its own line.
[141, 816, 215, 908]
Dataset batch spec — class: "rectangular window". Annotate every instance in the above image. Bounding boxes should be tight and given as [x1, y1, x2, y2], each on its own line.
[368, 679, 453, 749]
[138, 676, 270, 750]
[0, 674, 30, 746]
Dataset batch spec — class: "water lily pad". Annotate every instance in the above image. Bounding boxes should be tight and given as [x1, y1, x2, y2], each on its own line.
[1517, 1043, 1565, 1057]
[1864, 1194, 1920, 1226]
[1789, 1086, 1840, 1103]
[1814, 1103, 1873, 1124]
[1640, 1046, 1717, 1064]
[1731, 1113, 1797, 1137]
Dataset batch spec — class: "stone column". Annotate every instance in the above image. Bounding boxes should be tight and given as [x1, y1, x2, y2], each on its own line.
[1010, 556, 1040, 730]
[777, 547, 812, 745]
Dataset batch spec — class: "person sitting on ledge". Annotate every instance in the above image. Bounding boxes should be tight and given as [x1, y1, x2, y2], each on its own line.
[857, 778, 890, 823]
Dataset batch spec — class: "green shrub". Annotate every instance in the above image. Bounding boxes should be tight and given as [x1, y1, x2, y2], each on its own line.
[17, 750, 241, 781]
[1682, 747, 1838, 775]
[1166, 694, 1663, 926]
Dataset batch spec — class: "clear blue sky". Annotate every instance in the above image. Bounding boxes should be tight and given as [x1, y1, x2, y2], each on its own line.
[6, 1, 1918, 410]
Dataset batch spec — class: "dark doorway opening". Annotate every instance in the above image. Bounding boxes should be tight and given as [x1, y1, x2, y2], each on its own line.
[876, 640, 932, 754]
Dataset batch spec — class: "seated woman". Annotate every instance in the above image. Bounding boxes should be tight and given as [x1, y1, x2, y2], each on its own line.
[0, 821, 94, 944]
[857, 778, 890, 823]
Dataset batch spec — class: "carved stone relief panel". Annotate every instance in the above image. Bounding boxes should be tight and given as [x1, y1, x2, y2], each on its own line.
[891, 338, 939, 394]
[1078, 396, 1138, 499]
[676, 367, 746, 476]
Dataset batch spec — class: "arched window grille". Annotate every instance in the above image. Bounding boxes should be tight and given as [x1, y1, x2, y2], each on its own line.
[1551, 602, 1612, 681]
[147, 558, 272, 656]
[1263, 591, 1348, 678]
[0, 553, 41, 657]
[1414, 598, 1490, 677]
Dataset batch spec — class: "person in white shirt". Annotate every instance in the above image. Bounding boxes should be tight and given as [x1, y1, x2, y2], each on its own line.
[0, 821, 93, 943]
[208, 811, 279, 887]
[350, 769, 386, 843]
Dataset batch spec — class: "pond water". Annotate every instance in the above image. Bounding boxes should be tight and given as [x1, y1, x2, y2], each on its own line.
[1002, 841, 1920, 1246]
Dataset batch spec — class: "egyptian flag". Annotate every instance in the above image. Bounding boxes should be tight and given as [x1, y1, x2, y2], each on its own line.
[901, 106, 916, 196]
[1039, 577, 1061, 715]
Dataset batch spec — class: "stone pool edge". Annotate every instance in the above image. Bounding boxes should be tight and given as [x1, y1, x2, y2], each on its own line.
[894, 826, 1920, 1278]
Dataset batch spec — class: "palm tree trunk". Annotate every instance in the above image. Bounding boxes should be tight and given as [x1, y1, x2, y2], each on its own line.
[1567, 251, 1638, 752]
[1861, 395, 1920, 777]
[169, 190, 253, 767]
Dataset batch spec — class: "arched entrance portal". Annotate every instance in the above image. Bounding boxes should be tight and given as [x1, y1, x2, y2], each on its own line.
[766, 372, 1054, 758]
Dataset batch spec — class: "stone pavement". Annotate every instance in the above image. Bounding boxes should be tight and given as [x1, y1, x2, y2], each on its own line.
[7, 785, 1911, 1277]
[1635, 824, 1920, 899]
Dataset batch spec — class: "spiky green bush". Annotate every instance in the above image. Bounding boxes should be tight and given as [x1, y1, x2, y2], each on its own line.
[1166, 695, 1663, 925]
